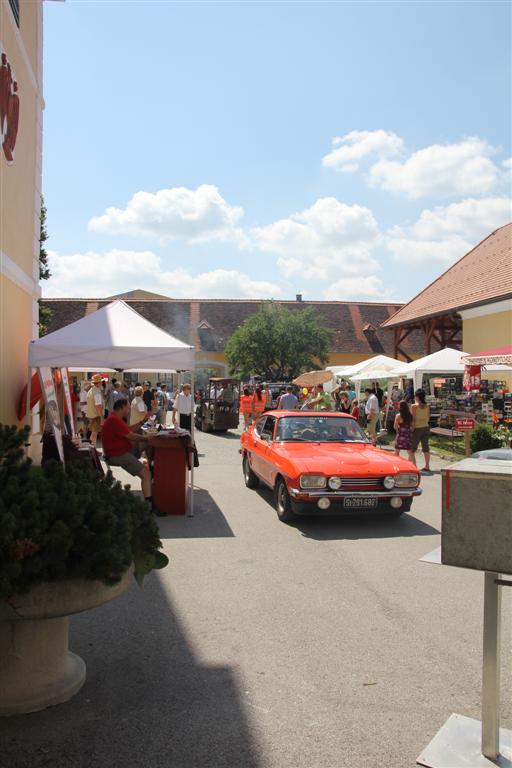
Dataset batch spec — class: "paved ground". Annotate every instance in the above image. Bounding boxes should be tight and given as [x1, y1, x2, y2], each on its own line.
[1, 426, 510, 768]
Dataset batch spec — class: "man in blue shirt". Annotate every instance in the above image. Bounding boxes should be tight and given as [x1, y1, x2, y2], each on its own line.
[277, 386, 299, 410]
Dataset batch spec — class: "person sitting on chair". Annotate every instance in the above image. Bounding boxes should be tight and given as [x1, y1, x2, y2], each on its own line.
[102, 398, 153, 505]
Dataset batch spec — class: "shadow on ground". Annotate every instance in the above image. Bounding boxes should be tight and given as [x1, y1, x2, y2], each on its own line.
[156, 487, 234, 539]
[256, 487, 439, 540]
[0, 574, 260, 768]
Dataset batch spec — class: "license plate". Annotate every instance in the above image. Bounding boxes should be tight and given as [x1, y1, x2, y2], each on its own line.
[343, 497, 378, 509]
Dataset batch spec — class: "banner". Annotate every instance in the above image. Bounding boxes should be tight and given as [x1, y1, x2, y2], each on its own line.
[38, 367, 64, 463]
[60, 368, 75, 435]
[463, 364, 481, 392]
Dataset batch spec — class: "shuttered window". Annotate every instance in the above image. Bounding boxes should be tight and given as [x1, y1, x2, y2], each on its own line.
[9, 0, 20, 27]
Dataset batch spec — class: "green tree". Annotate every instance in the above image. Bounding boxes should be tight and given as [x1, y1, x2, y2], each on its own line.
[38, 196, 53, 336]
[224, 303, 333, 381]
[39, 197, 50, 280]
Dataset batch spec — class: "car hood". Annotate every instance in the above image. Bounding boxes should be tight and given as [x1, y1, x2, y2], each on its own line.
[273, 442, 416, 476]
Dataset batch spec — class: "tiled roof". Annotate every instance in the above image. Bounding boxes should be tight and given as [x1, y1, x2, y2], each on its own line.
[382, 223, 512, 328]
[40, 297, 427, 358]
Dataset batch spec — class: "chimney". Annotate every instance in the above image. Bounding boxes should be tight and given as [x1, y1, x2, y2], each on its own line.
[296, 293, 303, 302]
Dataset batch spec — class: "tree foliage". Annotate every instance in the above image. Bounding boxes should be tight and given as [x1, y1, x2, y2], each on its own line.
[38, 197, 53, 336]
[39, 196, 50, 281]
[224, 303, 333, 381]
[0, 425, 168, 598]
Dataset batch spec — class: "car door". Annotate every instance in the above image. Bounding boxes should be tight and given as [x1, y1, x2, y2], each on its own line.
[256, 415, 277, 486]
[249, 416, 269, 480]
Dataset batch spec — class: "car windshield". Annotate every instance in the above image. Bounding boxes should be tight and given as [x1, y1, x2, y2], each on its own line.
[274, 416, 369, 443]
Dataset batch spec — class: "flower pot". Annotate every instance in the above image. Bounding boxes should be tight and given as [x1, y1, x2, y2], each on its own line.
[0, 569, 132, 716]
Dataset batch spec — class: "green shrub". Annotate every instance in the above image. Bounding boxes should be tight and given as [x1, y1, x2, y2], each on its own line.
[0, 425, 168, 599]
[470, 423, 500, 454]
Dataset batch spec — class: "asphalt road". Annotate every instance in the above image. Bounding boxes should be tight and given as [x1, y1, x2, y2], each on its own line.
[1, 427, 510, 768]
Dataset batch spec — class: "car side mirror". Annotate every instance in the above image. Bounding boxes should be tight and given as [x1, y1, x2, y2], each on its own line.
[261, 433, 272, 442]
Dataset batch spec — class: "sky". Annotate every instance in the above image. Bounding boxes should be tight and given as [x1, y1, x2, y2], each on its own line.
[42, 0, 511, 303]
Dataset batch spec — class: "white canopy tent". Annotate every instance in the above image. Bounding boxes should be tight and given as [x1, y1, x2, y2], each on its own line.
[29, 300, 195, 370]
[28, 300, 197, 514]
[389, 347, 509, 391]
[327, 355, 402, 382]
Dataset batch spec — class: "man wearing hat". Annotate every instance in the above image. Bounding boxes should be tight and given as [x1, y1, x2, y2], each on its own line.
[86, 374, 105, 447]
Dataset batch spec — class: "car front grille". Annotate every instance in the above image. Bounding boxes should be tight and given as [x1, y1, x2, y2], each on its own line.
[339, 477, 384, 489]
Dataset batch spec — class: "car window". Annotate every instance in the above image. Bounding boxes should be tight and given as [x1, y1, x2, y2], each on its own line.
[261, 416, 276, 440]
[254, 416, 267, 437]
[274, 415, 369, 443]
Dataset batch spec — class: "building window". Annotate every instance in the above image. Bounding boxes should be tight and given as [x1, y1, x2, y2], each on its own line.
[9, 0, 20, 27]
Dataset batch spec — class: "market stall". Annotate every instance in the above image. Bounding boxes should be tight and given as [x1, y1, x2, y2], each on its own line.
[390, 347, 512, 430]
[27, 300, 197, 513]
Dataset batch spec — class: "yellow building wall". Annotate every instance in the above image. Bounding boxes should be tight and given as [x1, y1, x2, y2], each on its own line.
[0, 274, 33, 422]
[462, 310, 512, 354]
[0, 1, 43, 426]
[463, 310, 512, 386]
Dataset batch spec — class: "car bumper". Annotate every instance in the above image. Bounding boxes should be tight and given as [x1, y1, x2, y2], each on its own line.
[288, 487, 422, 515]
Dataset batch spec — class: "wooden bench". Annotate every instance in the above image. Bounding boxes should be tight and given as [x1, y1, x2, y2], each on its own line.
[430, 427, 463, 438]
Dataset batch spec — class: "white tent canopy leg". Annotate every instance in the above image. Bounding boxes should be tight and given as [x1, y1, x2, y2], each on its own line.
[188, 370, 195, 517]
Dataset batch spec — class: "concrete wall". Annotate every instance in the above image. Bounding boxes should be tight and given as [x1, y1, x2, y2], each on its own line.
[0, 0, 43, 425]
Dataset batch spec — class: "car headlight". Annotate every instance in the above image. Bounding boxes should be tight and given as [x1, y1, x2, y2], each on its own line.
[383, 475, 395, 490]
[394, 472, 420, 488]
[300, 474, 327, 489]
[328, 476, 342, 490]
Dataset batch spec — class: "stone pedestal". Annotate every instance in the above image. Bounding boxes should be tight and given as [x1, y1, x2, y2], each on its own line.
[0, 569, 132, 716]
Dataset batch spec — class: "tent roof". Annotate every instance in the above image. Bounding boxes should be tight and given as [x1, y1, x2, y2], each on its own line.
[462, 346, 512, 367]
[29, 300, 195, 370]
[389, 347, 511, 377]
[329, 354, 402, 380]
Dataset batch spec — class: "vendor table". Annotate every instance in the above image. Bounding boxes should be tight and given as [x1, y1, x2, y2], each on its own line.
[148, 431, 193, 515]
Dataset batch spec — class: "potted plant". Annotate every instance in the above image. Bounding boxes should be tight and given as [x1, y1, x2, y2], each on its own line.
[0, 425, 168, 716]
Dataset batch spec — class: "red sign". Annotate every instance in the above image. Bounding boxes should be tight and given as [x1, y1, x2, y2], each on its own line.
[463, 365, 481, 392]
[455, 418, 476, 431]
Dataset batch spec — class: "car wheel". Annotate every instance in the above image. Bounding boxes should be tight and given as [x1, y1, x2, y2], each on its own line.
[274, 478, 296, 523]
[243, 455, 259, 488]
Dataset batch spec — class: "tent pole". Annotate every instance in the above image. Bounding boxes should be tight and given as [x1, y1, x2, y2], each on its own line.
[188, 369, 195, 517]
[25, 365, 32, 429]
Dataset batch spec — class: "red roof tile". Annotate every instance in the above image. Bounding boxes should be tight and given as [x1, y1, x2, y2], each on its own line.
[382, 223, 512, 328]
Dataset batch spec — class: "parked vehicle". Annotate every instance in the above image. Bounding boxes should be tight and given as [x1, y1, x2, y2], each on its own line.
[240, 411, 422, 522]
[195, 378, 240, 433]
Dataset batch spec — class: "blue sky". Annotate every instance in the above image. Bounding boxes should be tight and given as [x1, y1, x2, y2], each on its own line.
[42, 1, 511, 302]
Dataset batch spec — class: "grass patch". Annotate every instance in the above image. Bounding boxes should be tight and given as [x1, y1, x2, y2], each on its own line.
[429, 435, 466, 461]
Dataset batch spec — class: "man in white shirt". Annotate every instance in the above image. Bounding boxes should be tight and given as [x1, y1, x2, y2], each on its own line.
[173, 384, 193, 431]
[364, 387, 380, 446]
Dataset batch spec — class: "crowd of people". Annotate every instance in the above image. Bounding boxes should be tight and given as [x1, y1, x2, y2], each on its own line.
[76, 376, 194, 444]
[73, 373, 429, 476]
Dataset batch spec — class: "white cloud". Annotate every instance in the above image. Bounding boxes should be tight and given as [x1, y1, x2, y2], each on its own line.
[323, 275, 390, 301]
[88, 184, 245, 244]
[252, 197, 380, 281]
[369, 137, 499, 199]
[410, 197, 511, 240]
[322, 130, 404, 173]
[43, 249, 281, 299]
[386, 235, 473, 265]
[387, 195, 511, 265]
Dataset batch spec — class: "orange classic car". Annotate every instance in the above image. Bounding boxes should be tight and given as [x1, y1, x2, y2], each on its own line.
[240, 411, 422, 522]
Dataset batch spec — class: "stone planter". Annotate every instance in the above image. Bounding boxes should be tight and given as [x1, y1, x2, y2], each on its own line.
[0, 569, 132, 716]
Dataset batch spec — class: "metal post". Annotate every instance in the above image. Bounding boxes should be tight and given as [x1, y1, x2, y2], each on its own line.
[481, 571, 501, 760]
[188, 369, 195, 517]
[25, 366, 32, 431]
